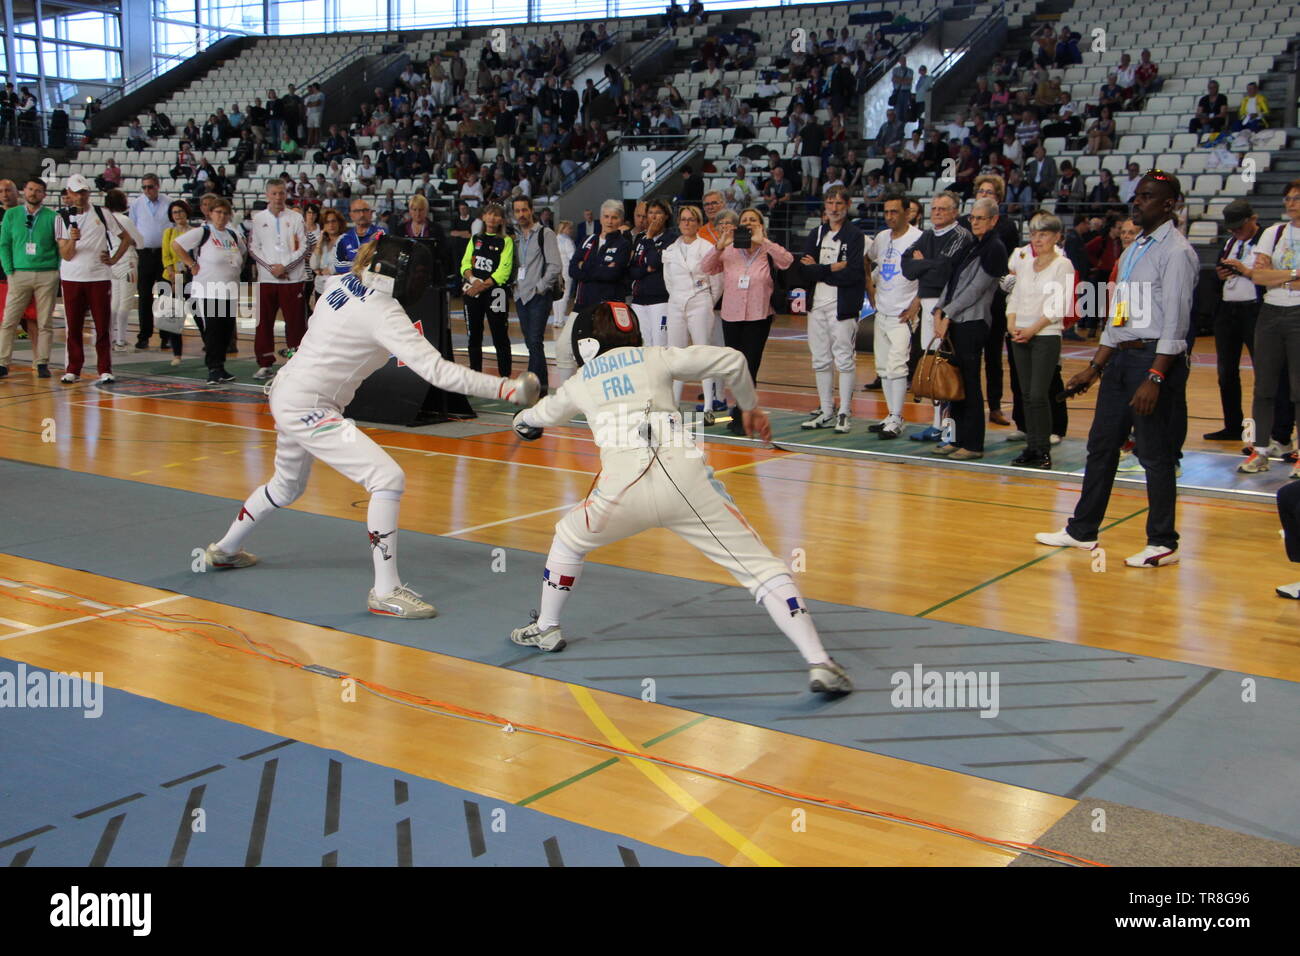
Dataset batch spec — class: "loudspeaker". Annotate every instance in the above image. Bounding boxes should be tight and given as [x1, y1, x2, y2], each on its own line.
[344, 282, 475, 426]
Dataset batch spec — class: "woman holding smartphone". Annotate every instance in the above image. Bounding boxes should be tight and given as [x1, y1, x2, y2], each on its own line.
[701, 207, 793, 434]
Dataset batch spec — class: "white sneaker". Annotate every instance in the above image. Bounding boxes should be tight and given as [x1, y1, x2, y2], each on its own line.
[98, 372, 115, 384]
[112, 341, 127, 352]
[1005, 430, 1026, 442]
[510, 613, 566, 652]
[1276, 582, 1300, 599]
[809, 659, 852, 695]
[834, 412, 851, 433]
[1117, 452, 1142, 472]
[1238, 449, 1271, 473]
[368, 583, 437, 619]
[1125, 546, 1179, 568]
[880, 417, 904, 439]
[1035, 528, 1098, 549]
[60, 372, 77, 383]
[1265, 439, 1294, 458]
[253, 366, 275, 380]
[1050, 433, 1061, 445]
[801, 410, 835, 429]
[204, 542, 258, 569]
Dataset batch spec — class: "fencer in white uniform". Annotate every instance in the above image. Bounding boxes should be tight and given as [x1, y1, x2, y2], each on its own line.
[507, 301, 852, 695]
[202, 237, 540, 618]
[867, 197, 923, 438]
[662, 204, 725, 416]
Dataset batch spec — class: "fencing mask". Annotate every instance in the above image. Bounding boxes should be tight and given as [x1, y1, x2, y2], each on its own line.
[360, 236, 433, 306]
[571, 301, 641, 367]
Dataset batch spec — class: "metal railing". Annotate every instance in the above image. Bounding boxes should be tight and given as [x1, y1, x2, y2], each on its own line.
[924, 1, 1007, 126]
[614, 131, 703, 195]
[0, 108, 86, 150]
[99, 39, 208, 109]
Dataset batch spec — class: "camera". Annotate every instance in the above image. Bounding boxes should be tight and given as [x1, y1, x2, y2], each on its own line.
[733, 225, 752, 249]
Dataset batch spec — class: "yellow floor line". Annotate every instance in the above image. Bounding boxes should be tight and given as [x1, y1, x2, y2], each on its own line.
[567, 683, 783, 867]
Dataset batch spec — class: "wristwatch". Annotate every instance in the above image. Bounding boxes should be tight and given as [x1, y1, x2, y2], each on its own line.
[1147, 371, 1165, 385]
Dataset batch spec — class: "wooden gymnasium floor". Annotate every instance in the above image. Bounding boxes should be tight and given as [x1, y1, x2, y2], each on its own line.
[1, 308, 1298, 868]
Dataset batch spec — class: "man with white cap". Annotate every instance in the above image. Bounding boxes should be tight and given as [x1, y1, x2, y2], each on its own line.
[54, 173, 132, 383]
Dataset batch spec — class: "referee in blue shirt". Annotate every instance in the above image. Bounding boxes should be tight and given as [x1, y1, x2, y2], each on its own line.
[1036, 171, 1197, 567]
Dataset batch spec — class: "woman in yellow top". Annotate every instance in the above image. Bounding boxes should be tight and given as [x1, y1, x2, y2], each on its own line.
[160, 199, 197, 352]
[161, 199, 192, 283]
[459, 202, 515, 375]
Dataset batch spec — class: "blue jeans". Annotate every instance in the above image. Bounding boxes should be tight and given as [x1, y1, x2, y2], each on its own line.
[516, 293, 552, 388]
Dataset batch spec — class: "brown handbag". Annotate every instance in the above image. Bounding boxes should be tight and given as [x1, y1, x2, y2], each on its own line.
[912, 335, 965, 402]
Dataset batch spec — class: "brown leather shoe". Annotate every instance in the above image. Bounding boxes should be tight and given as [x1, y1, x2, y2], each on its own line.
[989, 410, 1011, 426]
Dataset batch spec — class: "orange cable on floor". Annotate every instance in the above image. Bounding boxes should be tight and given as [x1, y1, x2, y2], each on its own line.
[2, 578, 1105, 867]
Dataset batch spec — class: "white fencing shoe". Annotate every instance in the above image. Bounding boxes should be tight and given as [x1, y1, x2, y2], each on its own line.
[809, 659, 852, 695]
[1124, 546, 1179, 568]
[1035, 529, 1098, 549]
[1276, 582, 1300, 599]
[510, 613, 566, 652]
[204, 543, 258, 569]
[368, 584, 437, 619]
[801, 410, 835, 430]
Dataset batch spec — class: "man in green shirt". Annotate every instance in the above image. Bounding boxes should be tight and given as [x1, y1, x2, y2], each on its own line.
[0, 177, 59, 378]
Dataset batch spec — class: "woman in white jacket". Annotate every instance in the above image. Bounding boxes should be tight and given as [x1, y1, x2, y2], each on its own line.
[104, 189, 144, 354]
[1005, 211, 1075, 469]
[552, 220, 576, 328]
[662, 204, 724, 414]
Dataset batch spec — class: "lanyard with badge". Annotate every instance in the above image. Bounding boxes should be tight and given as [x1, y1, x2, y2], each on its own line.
[1113, 235, 1155, 325]
[737, 246, 761, 289]
[25, 210, 39, 255]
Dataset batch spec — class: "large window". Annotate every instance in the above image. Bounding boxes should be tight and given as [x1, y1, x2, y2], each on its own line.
[395, 0, 456, 30]
[153, 0, 265, 74]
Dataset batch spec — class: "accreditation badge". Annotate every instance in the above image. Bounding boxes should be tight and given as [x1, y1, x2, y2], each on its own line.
[1112, 298, 1129, 327]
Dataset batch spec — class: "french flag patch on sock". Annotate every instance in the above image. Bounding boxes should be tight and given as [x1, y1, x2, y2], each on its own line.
[786, 596, 807, 616]
[544, 569, 575, 590]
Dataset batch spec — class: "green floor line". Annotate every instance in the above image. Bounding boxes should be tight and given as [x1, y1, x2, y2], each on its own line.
[725, 466, 1078, 517]
[514, 714, 711, 808]
[915, 508, 1150, 619]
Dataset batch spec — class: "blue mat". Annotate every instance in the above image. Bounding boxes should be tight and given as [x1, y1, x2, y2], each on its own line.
[1, 458, 1298, 846]
[0, 657, 712, 867]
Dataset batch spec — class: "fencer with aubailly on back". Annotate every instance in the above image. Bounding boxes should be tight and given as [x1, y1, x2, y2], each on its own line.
[510, 300, 852, 696]
[201, 236, 540, 618]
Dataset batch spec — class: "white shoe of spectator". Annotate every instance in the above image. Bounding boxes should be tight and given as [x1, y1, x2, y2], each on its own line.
[1034, 528, 1098, 549]
[98, 373, 114, 384]
[801, 410, 834, 429]
[1124, 546, 1179, 568]
[1050, 433, 1061, 445]
[1005, 430, 1026, 441]
[1238, 449, 1270, 473]
[1276, 582, 1300, 599]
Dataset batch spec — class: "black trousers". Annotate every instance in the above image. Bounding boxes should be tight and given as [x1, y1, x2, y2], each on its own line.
[984, 287, 1007, 410]
[1278, 481, 1300, 562]
[1066, 344, 1189, 549]
[464, 291, 512, 376]
[1214, 298, 1259, 431]
[201, 298, 234, 372]
[1007, 338, 1068, 435]
[721, 316, 773, 391]
[949, 320, 989, 452]
[136, 248, 164, 346]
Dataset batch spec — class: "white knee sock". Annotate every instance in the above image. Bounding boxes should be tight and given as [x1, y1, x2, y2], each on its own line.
[216, 484, 279, 553]
[932, 402, 943, 429]
[890, 376, 910, 419]
[703, 376, 721, 407]
[815, 370, 834, 415]
[673, 379, 684, 404]
[756, 575, 828, 664]
[537, 538, 585, 628]
[838, 369, 856, 415]
[368, 490, 402, 597]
